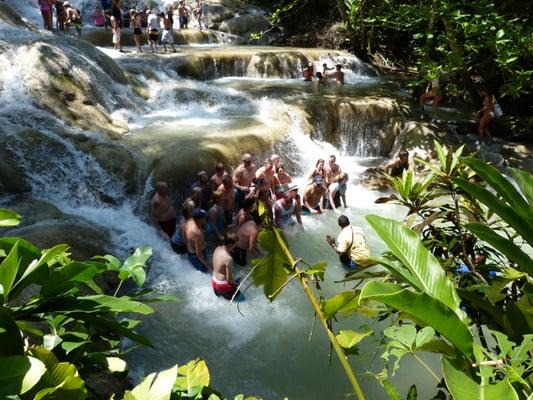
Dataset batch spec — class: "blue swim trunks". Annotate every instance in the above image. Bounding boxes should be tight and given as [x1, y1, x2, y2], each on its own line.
[187, 251, 208, 273]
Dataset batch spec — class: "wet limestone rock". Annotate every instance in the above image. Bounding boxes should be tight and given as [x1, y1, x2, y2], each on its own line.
[0, 134, 30, 193]
[1, 197, 62, 227]
[202, 4, 235, 29]
[0, 2, 30, 29]
[19, 39, 132, 135]
[219, 14, 271, 39]
[5, 215, 111, 260]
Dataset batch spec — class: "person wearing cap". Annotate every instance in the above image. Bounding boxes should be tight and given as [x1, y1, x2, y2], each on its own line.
[231, 219, 261, 266]
[270, 154, 280, 172]
[255, 159, 275, 195]
[302, 175, 326, 214]
[326, 215, 370, 270]
[184, 208, 209, 273]
[329, 172, 349, 210]
[150, 181, 177, 241]
[383, 150, 410, 177]
[303, 63, 314, 82]
[212, 232, 244, 301]
[272, 164, 292, 200]
[274, 185, 303, 229]
[233, 153, 256, 210]
[192, 170, 212, 210]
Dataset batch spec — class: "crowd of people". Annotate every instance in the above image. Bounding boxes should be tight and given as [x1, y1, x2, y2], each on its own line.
[150, 153, 375, 302]
[303, 62, 345, 85]
[38, 0, 82, 35]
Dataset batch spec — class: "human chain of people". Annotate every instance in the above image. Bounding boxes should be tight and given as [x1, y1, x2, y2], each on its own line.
[149, 153, 408, 302]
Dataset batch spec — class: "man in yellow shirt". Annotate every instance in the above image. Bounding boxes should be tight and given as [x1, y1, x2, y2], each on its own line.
[326, 215, 370, 270]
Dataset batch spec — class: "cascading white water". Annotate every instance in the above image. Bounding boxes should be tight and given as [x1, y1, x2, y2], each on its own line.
[0, 2, 443, 396]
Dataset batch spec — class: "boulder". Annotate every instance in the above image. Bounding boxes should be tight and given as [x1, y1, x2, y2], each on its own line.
[0, 2, 30, 29]
[219, 14, 271, 37]
[501, 142, 533, 173]
[5, 215, 111, 260]
[0, 135, 30, 193]
[1, 197, 62, 227]
[202, 4, 234, 29]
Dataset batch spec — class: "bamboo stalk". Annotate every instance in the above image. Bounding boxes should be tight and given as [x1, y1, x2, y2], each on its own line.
[272, 227, 366, 400]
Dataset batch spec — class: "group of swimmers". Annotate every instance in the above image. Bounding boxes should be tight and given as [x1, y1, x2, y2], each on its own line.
[303, 63, 345, 85]
[38, 0, 82, 35]
[106, 1, 203, 53]
[150, 153, 366, 301]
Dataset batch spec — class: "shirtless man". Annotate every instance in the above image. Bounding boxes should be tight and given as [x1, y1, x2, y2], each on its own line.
[211, 163, 227, 189]
[212, 232, 243, 301]
[302, 176, 326, 214]
[233, 153, 256, 209]
[255, 159, 275, 194]
[184, 208, 209, 273]
[217, 174, 235, 225]
[150, 181, 176, 240]
[325, 155, 342, 185]
[303, 63, 313, 82]
[161, 9, 177, 53]
[231, 219, 261, 266]
[192, 170, 212, 210]
[270, 154, 281, 172]
[327, 64, 344, 84]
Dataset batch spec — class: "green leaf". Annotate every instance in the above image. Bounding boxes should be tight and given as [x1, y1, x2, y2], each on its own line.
[359, 281, 474, 357]
[384, 325, 416, 349]
[0, 241, 20, 300]
[442, 357, 519, 400]
[0, 355, 46, 395]
[304, 261, 327, 280]
[406, 384, 417, 400]
[464, 223, 533, 275]
[415, 326, 435, 348]
[322, 291, 360, 319]
[496, 29, 505, 39]
[252, 231, 289, 300]
[40, 262, 100, 296]
[106, 357, 128, 373]
[16, 244, 70, 288]
[380, 380, 401, 400]
[30, 347, 86, 400]
[510, 168, 533, 206]
[0, 306, 24, 356]
[336, 330, 372, 349]
[175, 359, 210, 397]
[366, 215, 465, 321]
[77, 295, 154, 315]
[43, 334, 62, 350]
[0, 209, 21, 227]
[120, 246, 152, 287]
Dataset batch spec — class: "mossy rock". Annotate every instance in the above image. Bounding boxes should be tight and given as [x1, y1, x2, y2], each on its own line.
[0, 134, 30, 193]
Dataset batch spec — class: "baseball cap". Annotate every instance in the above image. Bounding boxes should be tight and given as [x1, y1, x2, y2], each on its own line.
[313, 175, 323, 184]
[288, 184, 299, 192]
[192, 208, 207, 219]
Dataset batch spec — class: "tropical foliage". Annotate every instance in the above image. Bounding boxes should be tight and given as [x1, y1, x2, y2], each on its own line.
[250, 142, 533, 399]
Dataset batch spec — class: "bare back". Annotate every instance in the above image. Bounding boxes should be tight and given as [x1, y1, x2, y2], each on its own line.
[184, 219, 204, 254]
[236, 220, 259, 252]
[213, 245, 233, 282]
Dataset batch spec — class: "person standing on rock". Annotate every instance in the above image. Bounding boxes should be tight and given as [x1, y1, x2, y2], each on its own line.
[150, 181, 177, 241]
[418, 77, 442, 121]
[130, 9, 143, 53]
[194, 0, 203, 30]
[177, 0, 189, 29]
[477, 87, 494, 145]
[233, 153, 257, 210]
[38, 0, 53, 31]
[111, 0, 121, 27]
[146, 9, 159, 53]
[161, 8, 177, 53]
[106, 10, 122, 52]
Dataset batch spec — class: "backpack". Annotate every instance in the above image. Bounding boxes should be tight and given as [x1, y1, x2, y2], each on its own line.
[493, 98, 503, 117]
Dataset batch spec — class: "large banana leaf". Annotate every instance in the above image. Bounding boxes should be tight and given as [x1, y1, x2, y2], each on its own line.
[442, 357, 518, 400]
[359, 281, 474, 357]
[366, 215, 465, 321]
[124, 365, 177, 400]
[454, 177, 533, 247]
[464, 223, 533, 275]
[462, 158, 530, 216]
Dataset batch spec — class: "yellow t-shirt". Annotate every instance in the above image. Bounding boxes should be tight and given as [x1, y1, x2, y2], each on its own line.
[336, 226, 370, 265]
